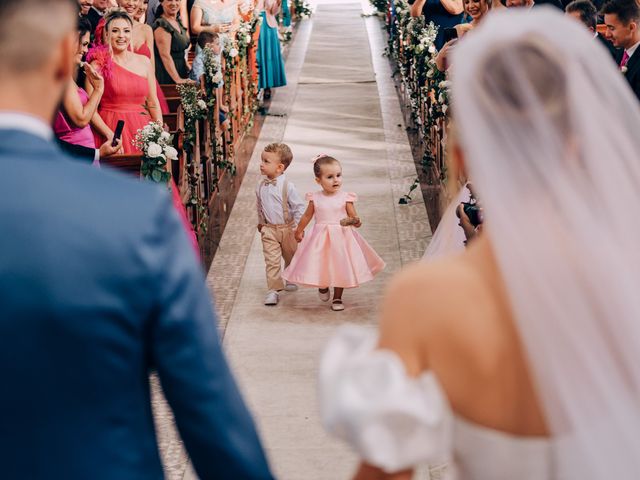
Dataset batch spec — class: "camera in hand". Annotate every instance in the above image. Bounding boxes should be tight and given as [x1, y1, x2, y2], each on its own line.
[443, 27, 458, 44]
[461, 201, 483, 228]
[456, 184, 483, 228]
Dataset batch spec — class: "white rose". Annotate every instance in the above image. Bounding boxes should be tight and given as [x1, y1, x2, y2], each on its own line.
[426, 69, 434, 78]
[147, 142, 163, 158]
[229, 48, 239, 57]
[197, 99, 208, 110]
[160, 131, 171, 141]
[212, 72, 223, 84]
[438, 93, 445, 104]
[164, 146, 178, 161]
[442, 104, 448, 114]
[428, 45, 436, 54]
[143, 124, 153, 134]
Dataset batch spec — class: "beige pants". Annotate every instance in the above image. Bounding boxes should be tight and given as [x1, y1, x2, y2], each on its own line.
[261, 224, 298, 291]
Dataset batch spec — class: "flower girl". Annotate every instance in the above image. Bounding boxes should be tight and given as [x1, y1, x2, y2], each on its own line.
[282, 155, 385, 311]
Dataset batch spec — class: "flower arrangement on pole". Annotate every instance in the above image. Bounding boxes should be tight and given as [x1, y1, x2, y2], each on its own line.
[133, 121, 176, 184]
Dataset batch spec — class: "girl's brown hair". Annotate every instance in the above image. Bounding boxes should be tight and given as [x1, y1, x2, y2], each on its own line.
[313, 155, 340, 178]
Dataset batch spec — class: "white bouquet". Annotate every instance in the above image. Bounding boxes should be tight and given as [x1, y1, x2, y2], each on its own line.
[133, 121, 175, 183]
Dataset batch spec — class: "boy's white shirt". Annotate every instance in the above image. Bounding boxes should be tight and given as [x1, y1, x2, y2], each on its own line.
[256, 174, 305, 226]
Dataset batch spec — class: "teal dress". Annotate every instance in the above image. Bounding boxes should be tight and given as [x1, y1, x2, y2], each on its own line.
[257, 11, 287, 89]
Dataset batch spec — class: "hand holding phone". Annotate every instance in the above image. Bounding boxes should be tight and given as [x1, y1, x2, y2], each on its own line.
[111, 120, 125, 147]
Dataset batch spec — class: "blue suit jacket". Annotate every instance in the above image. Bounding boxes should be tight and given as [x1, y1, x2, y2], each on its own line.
[0, 130, 274, 480]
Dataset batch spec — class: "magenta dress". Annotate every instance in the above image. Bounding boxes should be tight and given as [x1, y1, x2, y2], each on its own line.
[283, 191, 385, 288]
[54, 87, 96, 149]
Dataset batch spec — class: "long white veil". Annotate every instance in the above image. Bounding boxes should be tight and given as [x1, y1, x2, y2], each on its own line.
[451, 8, 640, 478]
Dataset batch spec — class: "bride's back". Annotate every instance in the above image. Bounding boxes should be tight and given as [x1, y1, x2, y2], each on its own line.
[379, 233, 547, 437]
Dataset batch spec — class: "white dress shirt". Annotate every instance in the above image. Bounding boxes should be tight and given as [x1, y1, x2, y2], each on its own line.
[0, 111, 53, 140]
[256, 174, 306, 226]
[625, 40, 640, 61]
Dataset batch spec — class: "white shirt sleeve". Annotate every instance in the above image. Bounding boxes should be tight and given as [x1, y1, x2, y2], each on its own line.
[287, 182, 306, 226]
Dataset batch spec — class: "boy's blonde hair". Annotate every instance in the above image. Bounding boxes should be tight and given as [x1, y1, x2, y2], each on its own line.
[264, 143, 293, 169]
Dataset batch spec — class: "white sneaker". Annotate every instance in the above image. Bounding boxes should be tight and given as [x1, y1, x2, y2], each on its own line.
[318, 288, 330, 302]
[284, 282, 298, 292]
[264, 291, 279, 306]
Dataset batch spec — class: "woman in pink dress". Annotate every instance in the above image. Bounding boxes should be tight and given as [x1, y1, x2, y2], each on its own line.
[87, 10, 162, 152]
[55, 17, 112, 153]
[116, 0, 170, 114]
[89, 9, 199, 255]
[283, 155, 385, 311]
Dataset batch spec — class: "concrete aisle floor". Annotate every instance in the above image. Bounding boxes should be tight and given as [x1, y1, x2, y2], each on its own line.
[199, 2, 432, 479]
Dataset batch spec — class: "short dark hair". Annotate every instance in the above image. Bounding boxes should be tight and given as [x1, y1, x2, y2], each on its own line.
[600, 0, 640, 24]
[566, 0, 598, 30]
[78, 16, 92, 37]
[197, 31, 219, 50]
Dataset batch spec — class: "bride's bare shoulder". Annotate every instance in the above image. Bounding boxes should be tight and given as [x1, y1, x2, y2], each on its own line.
[378, 251, 496, 361]
[384, 253, 485, 313]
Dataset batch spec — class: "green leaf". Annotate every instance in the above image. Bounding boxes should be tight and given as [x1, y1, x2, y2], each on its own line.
[151, 169, 163, 182]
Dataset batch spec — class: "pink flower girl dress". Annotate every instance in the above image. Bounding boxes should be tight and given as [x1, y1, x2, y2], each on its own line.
[283, 191, 385, 288]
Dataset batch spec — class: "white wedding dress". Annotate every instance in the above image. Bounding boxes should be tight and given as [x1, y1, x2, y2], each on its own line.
[320, 326, 553, 480]
[422, 184, 470, 262]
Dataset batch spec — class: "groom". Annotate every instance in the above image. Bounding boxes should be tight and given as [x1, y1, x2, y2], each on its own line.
[601, 0, 640, 102]
[0, 1, 273, 479]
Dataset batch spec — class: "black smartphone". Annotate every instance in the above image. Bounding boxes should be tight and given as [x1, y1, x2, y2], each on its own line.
[111, 120, 125, 147]
[443, 27, 458, 44]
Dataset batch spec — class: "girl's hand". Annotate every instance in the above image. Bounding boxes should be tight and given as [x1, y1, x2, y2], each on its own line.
[295, 230, 304, 243]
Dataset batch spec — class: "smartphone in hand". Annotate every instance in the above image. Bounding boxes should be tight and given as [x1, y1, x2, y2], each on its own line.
[111, 120, 125, 147]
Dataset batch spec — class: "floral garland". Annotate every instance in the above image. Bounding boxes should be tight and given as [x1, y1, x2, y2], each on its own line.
[133, 121, 176, 184]
[177, 82, 209, 151]
[203, 47, 224, 90]
[292, 0, 312, 19]
[383, 0, 452, 200]
[177, 82, 210, 234]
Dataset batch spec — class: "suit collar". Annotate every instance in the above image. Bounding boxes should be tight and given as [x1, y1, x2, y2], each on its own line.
[0, 112, 53, 141]
[0, 129, 62, 159]
[625, 47, 640, 79]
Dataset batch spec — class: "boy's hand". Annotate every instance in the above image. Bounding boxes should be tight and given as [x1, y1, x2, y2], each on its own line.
[294, 230, 304, 243]
[353, 217, 362, 228]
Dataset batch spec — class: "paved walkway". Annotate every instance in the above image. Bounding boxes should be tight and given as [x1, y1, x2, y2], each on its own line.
[157, 2, 431, 478]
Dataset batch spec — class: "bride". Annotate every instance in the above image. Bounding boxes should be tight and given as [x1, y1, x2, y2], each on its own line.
[320, 8, 640, 480]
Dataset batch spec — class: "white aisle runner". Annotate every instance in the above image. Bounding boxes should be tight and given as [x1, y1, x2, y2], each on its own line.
[198, 2, 430, 479]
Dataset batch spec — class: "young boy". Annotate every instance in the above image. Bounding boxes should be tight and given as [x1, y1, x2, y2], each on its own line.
[256, 143, 305, 306]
